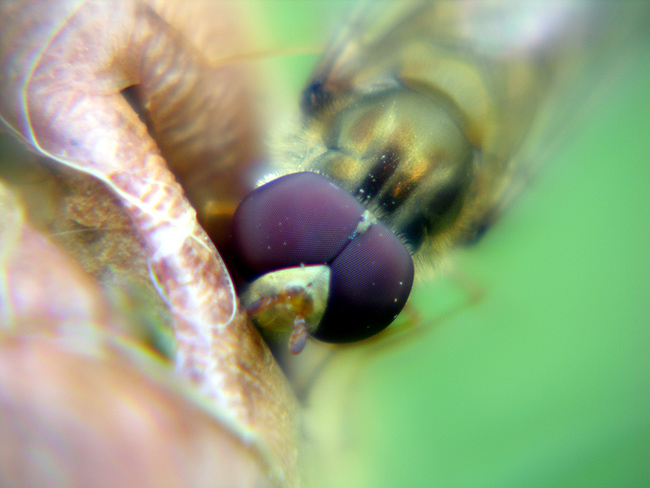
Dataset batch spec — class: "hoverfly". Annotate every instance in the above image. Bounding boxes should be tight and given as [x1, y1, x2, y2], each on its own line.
[227, 1, 642, 355]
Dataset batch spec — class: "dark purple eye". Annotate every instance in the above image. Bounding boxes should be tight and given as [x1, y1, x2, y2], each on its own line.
[317, 221, 413, 342]
[231, 172, 365, 280]
[230, 172, 414, 345]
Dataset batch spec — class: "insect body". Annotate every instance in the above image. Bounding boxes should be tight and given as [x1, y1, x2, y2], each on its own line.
[229, 1, 621, 353]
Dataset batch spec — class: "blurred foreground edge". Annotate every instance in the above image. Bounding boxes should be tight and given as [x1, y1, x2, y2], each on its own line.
[0, 1, 300, 487]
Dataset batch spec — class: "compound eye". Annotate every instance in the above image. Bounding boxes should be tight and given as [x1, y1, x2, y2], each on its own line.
[231, 172, 365, 280]
[314, 221, 414, 343]
[230, 172, 414, 346]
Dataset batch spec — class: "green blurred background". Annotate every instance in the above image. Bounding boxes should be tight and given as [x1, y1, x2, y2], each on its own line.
[256, 2, 650, 487]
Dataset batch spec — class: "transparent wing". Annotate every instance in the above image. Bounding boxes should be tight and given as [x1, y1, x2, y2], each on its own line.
[278, 1, 649, 268]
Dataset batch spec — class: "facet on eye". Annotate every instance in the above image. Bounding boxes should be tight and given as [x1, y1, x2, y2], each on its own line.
[316, 219, 414, 343]
[230, 172, 365, 280]
[230, 172, 414, 351]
